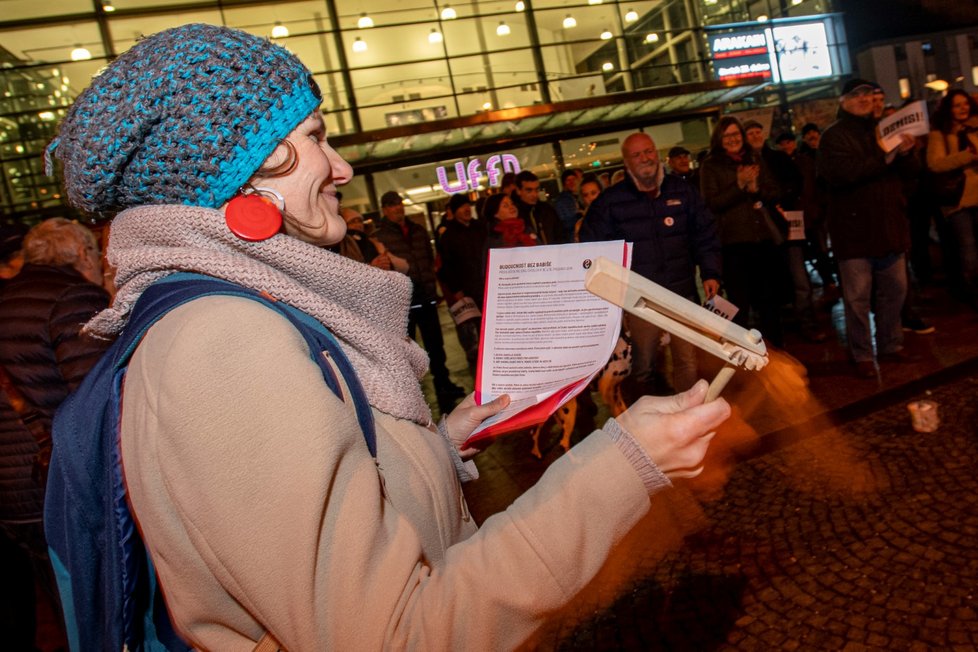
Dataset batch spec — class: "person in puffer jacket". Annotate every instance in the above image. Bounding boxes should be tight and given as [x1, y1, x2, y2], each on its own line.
[0, 217, 111, 646]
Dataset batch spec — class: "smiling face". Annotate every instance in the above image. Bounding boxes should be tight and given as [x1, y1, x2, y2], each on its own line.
[721, 124, 744, 156]
[622, 133, 660, 189]
[250, 112, 353, 246]
[668, 152, 691, 174]
[952, 93, 973, 123]
[496, 195, 519, 220]
[746, 127, 765, 151]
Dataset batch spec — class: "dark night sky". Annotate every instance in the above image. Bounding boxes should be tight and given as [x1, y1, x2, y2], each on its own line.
[835, 0, 978, 50]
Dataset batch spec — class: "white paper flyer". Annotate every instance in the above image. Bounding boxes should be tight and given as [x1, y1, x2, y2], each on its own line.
[466, 241, 631, 445]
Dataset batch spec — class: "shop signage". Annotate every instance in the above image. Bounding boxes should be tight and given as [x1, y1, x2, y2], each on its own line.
[707, 16, 837, 84]
[436, 153, 521, 194]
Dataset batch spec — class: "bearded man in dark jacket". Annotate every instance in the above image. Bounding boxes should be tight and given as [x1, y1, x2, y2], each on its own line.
[0, 217, 111, 645]
[817, 79, 919, 378]
[580, 131, 721, 395]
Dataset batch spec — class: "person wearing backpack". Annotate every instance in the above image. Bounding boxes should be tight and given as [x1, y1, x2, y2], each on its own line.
[45, 24, 729, 650]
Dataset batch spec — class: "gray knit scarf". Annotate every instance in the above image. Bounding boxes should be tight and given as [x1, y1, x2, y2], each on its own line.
[88, 205, 433, 425]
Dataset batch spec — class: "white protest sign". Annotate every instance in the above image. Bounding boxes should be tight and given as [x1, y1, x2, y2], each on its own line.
[878, 100, 929, 152]
[784, 210, 805, 241]
[703, 294, 739, 321]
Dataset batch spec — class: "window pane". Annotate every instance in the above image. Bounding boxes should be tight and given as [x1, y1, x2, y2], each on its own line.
[0, 0, 91, 20]
[270, 34, 343, 75]
[533, 5, 619, 46]
[315, 73, 351, 112]
[342, 24, 448, 67]
[2, 22, 106, 68]
[450, 50, 541, 110]
[333, 0, 436, 29]
[108, 11, 225, 52]
[324, 108, 356, 137]
[222, 1, 336, 37]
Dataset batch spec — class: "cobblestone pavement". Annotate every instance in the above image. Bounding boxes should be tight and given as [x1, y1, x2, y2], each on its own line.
[530, 373, 978, 651]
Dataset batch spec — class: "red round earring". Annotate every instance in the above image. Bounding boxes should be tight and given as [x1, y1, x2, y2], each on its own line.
[225, 192, 283, 242]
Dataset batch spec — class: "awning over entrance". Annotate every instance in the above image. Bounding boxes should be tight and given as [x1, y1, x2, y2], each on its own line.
[332, 76, 842, 174]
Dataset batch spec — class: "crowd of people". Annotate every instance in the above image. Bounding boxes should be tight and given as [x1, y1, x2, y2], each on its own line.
[361, 77, 975, 395]
[0, 20, 974, 648]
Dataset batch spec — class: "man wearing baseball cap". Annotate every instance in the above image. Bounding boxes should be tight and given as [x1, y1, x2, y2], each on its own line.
[666, 146, 698, 187]
[817, 78, 919, 377]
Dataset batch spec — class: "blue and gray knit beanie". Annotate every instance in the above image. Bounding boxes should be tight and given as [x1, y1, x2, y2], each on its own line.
[50, 23, 322, 214]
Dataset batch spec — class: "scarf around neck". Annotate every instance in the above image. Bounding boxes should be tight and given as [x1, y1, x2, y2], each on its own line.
[493, 218, 537, 247]
[89, 205, 433, 425]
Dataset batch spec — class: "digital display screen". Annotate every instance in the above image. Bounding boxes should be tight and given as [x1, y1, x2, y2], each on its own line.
[707, 17, 836, 84]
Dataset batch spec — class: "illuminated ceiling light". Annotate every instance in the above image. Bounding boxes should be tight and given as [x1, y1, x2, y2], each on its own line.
[482, 101, 492, 110]
[428, 28, 443, 43]
[624, 9, 639, 22]
[38, 111, 56, 121]
[757, 14, 769, 21]
[644, 32, 659, 43]
[925, 79, 949, 92]
[441, 5, 457, 19]
[588, 0, 603, 4]
[704, 0, 718, 4]
[352, 37, 367, 52]
[271, 22, 289, 38]
[601, 62, 614, 71]
[70, 46, 92, 61]
[563, 14, 577, 28]
[357, 13, 374, 28]
[497, 21, 511, 36]
[515, 0, 525, 10]
[791, 0, 803, 4]
[600, 29, 613, 40]
[102, 0, 115, 12]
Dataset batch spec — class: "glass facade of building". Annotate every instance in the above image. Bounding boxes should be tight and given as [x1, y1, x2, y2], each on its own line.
[0, 0, 840, 221]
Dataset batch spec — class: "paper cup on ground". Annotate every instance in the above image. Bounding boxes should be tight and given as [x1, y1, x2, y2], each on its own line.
[907, 400, 939, 433]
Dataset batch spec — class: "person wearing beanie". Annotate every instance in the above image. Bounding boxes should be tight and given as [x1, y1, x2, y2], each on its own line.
[46, 23, 728, 650]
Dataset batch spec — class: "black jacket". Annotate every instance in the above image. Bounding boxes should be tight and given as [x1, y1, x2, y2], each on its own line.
[580, 173, 721, 299]
[437, 219, 488, 307]
[817, 108, 917, 260]
[700, 148, 781, 246]
[373, 218, 439, 304]
[0, 264, 110, 522]
[514, 197, 565, 245]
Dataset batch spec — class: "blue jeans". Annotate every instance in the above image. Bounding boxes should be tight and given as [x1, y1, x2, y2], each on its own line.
[837, 254, 907, 362]
[627, 312, 699, 393]
[786, 243, 816, 327]
[948, 208, 978, 298]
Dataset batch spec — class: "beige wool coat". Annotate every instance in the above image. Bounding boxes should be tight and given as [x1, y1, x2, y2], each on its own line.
[926, 116, 978, 210]
[120, 295, 663, 650]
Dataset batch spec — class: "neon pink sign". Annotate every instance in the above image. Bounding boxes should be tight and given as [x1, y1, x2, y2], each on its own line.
[436, 154, 521, 194]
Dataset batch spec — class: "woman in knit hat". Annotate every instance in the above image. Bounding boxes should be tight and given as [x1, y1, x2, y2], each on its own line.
[48, 23, 728, 649]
